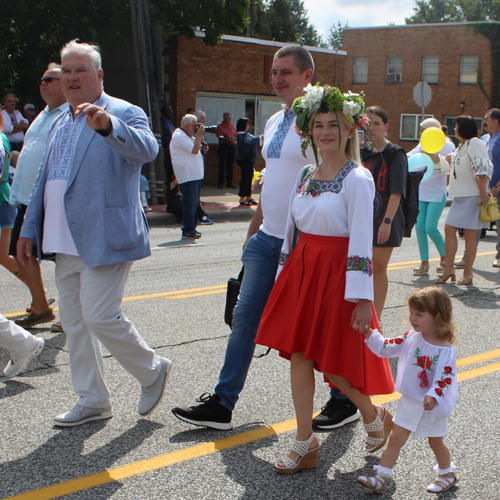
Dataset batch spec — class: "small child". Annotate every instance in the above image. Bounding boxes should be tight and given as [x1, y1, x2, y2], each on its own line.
[357, 286, 459, 494]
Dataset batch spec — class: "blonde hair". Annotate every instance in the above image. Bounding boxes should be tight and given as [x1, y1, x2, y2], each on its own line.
[408, 287, 457, 344]
[307, 111, 361, 164]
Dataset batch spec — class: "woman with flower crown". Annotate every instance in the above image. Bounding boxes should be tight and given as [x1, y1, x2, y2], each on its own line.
[255, 85, 395, 475]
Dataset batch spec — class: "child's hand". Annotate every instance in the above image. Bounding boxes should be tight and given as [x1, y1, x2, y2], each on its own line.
[363, 328, 374, 339]
[423, 395, 436, 411]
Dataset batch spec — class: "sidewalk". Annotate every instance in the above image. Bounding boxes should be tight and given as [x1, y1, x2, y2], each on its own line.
[146, 186, 259, 227]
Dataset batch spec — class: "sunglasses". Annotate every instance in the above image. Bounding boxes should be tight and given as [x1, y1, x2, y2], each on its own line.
[39, 77, 60, 85]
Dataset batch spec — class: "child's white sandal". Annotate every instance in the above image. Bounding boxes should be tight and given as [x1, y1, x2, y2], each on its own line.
[358, 464, 394, 494]
[427, 463, 459, 493]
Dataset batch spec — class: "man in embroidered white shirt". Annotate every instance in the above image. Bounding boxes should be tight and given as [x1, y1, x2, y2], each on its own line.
[2, 93, 29, 152]
[17, 40, 172, 427]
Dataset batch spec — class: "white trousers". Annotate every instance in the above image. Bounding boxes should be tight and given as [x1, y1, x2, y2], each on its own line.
[0, 314, 38, 358]
[55, 254, 160, 408]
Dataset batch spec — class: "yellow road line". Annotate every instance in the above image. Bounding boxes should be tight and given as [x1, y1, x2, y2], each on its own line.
[2, 251, 497, 318]
[4, 359, 500, 500]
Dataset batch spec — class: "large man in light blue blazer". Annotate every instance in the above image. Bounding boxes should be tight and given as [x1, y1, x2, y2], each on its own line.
[18, 40, 172, 427]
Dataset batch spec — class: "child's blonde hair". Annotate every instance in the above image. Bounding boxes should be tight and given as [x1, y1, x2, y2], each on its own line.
[408, 286, 457, 343]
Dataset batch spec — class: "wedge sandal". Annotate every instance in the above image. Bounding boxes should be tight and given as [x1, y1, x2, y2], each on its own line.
[275, 432, 319, 474]
[364, 405, 393, 453]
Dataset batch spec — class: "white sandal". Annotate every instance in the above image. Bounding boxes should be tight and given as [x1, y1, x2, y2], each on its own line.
[358, 464, 394, 494]
[364, 405, 393, 453]
[275, 432, 319, 474]
[427, 463, 459, 493]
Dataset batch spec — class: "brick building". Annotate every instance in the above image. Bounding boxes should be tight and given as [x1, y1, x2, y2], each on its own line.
[342, 22, 496, 151]
[165, 33, 346, 184]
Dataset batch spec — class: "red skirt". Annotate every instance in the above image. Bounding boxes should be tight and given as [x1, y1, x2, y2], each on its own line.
[255, 233, 394, 396]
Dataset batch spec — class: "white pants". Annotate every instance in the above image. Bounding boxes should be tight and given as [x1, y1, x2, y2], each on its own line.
[55, 254, 160, 408]
[0, 314, 38, 358]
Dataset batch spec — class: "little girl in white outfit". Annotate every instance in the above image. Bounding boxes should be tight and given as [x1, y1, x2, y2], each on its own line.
[358, 286, 459, 494]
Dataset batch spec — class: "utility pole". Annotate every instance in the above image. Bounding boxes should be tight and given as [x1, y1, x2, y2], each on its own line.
[130, 0, 165, 204]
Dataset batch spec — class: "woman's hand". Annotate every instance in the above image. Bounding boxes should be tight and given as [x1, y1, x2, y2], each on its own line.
[377, 222, 391, 244]
[480, 188, 490, 205]
[351, 299, 372, 334]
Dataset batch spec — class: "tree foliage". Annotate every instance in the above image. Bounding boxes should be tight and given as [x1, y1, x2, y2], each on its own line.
[405, 0, 500, 23]
[245, 0, 324, 46]
[327, 21, 349, 49]
[0, 0, 249, 102]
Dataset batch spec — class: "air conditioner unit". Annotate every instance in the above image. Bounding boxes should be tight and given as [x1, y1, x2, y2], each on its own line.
[386, 73, 401, 83]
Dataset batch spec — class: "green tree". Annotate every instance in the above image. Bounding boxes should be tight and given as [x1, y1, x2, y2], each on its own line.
[0, 0, 249, 101]
[249, 0, 324, 46]
[327, 21, 348, 49]
[405, 0, 500, 23]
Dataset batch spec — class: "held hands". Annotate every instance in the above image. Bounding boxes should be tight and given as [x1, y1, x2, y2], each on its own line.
[423, 395, 436, 411]
[16, 237, 35, 267]
[74, 103, 112, 134]
[351, 299, 372, 334]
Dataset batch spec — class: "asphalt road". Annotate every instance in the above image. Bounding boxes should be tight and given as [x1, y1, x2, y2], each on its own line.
[1, 209, 500, 500]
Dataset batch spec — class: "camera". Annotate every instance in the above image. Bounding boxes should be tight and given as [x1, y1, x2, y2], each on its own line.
[196, 123, 203, 130]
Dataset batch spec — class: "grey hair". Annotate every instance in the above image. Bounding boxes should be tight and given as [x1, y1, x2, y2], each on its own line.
[46, 62, 62, 74]
[274, 45, 315, 74]
[194, 110, 206, 120]
[61, 40, 102, 70]
[181, 114, 197, 127]
[3, 93, 15, 101]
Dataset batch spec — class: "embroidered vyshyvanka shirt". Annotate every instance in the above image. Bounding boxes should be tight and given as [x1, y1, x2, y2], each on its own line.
[278, 161, 375, 303]
[366, 329, 458, 419]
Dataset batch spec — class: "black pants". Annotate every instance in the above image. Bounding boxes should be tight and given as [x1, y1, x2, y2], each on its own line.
[218, 143, 235, 186]
[237, 159, 254, 198]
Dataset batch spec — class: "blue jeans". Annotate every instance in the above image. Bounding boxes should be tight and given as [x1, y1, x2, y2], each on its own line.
[215, 230, 283, 410]
[415, 195, 446, 262]
[180, 180, 201, 232]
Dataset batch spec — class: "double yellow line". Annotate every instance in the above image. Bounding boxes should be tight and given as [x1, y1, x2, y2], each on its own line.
[4, 348, 500, 500]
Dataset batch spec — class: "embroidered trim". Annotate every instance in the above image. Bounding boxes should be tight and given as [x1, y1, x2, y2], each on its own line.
[382, 331, 409, 349]
[267, 109, 295, 159]
[434, 365, 455, 398]
[470, 156, 493, 179]
[298, 161, 356, 196]
[279, 251, 289, 267]
[347, 255, 373, 276]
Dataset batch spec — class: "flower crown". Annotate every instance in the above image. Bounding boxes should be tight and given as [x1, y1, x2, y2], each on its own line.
[292, 83, 369, 158]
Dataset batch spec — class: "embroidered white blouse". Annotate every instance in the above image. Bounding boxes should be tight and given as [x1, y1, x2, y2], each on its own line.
[278, 161, 375, 303]
[366, 329, 458, 419]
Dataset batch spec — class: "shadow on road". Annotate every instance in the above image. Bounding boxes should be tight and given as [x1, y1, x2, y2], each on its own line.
[0, 418, 164, 499]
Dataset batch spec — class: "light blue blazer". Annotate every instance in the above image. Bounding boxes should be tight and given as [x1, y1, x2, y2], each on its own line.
[21, 92, 159, 268]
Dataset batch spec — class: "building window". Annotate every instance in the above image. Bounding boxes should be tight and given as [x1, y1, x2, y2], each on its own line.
[353, 58, 368, 83]
[400, 114, 434, 140]
[386, 57, 402, 83]
[422, 56, 439, 84]
[460, 55, 478, 84]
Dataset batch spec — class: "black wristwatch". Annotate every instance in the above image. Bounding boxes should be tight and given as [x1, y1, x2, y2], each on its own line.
[383, 217, 392, 224]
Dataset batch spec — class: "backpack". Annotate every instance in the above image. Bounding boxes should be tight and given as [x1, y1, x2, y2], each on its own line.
[240, 133, 256, 161]
[378, 145, 424, 238]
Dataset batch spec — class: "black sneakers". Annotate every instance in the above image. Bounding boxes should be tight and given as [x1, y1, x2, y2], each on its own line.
[312, 396, 361, 430]
[172, 393, 233, 430]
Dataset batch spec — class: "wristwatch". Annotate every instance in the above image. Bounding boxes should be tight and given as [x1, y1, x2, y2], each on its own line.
[383, 217, 392, 224]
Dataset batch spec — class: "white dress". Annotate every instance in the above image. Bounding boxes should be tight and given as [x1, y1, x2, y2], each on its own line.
[277, 161, 375, 302]
[366, 329, 458, 438]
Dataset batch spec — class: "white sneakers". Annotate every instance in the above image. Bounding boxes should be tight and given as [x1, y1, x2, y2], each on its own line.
[54, 404, 113, 427]
[3, 337, 45, 378]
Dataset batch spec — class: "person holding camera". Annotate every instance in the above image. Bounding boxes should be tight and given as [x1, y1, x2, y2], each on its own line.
[169, 114, 205, 239]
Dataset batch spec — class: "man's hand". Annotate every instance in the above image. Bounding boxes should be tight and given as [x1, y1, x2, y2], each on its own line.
[74, 103, 112, 134]
[423, 395, 436, 411]
[195, 124, 205, 139]
[17, 237, 35, 267]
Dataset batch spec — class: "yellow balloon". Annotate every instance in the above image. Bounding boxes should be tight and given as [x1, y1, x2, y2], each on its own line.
[252, 170, 261, 184]
[420, 127, 446, 154]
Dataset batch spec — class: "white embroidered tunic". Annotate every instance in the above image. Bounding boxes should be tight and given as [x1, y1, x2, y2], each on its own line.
[278, 161, 375, 303]
[366, 329, 458, 419]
